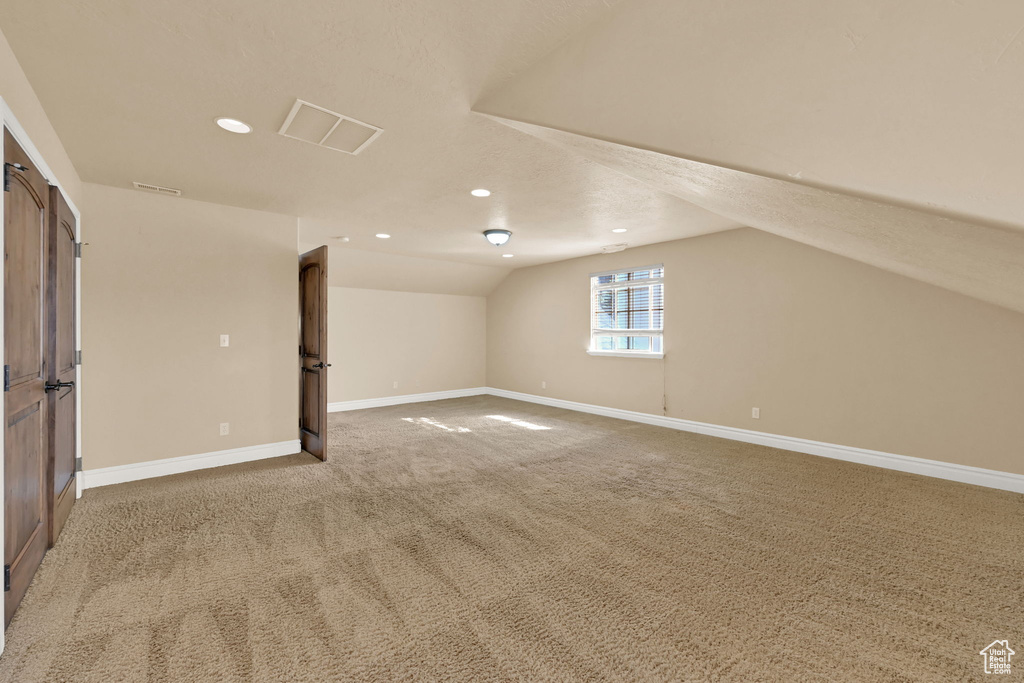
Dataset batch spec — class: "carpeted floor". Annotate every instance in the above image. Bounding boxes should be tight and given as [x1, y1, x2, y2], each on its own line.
[0, 396, 1020, 681]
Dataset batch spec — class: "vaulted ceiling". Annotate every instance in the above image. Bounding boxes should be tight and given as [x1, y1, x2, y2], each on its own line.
[475, 0, 1024, 311]
[2, 0, 1022, 308]
[0, 0, 737, 276]
[481, 116, 1024, 312]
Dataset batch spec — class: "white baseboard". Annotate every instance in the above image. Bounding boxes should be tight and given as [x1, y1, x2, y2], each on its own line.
[328, 387, 488, 413]
[486, 388, 1024, 495]
[80, 440, 302, 489]
[77, 391, 1023, 495]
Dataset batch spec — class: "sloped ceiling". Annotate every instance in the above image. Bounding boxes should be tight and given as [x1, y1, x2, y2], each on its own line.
[0, 0, 739, 269]
[480, 116, 1024, 312]
[3, 0, 1022, 306]
[477, 0, 1024, 312]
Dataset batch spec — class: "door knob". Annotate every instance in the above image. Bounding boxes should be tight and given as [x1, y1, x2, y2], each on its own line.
[311, 362, 332, 369]
[45, 380, 75, 393]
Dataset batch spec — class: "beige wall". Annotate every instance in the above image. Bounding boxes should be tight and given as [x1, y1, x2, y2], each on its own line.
[328, 287, 486, 403]
[487, 228, 1024, 475]
[299, 240, 511, 297]
[82, 184, 299, 470]
[0, 26, 81, 205]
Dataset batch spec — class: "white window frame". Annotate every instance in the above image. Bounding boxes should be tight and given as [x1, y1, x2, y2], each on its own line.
[588, 264, 664, 359]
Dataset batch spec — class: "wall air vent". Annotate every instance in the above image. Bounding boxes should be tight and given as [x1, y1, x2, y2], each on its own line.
[278, 99, 383, 155]
[132, 182, 182, 196]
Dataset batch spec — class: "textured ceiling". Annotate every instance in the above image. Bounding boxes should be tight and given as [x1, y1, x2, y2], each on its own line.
[485, 116, 1024, 313]
[0, 0, 739, 269]
[479, 0, 1024, 228]
[4, 0, 1021, 307]
[476, 0, 1024, 311]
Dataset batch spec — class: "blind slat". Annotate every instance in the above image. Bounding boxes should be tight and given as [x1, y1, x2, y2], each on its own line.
[590, 266, 664, 354]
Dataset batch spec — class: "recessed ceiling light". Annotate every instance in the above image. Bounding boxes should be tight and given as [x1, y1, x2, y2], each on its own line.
[612, 228, 628, 233]
[215, 117, 253, 134]
[471, 189, 491, 197]
[502, 254, 514, 258]
[375, 233, 391, 239]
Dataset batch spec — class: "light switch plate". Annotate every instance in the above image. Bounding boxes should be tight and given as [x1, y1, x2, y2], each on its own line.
[220, 335, 230, 347]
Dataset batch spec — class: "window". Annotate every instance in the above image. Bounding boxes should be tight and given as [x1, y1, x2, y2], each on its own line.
[589, 265, 664, 358]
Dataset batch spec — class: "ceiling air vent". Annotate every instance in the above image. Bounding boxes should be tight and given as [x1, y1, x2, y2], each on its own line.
[278, 99, 383, 155]
[132, 181, 181, 196]
[601, 243, 629, 254]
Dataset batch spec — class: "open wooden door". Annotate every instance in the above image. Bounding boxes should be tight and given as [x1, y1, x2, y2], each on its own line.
[299, 246, 329, 460]
[47, 186, 76, 546]
[4, 129, 50, 627]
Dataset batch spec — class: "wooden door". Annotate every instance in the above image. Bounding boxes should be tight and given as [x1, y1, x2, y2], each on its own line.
[4, 129, 50, 627]
[47, 186, 76, 546]
[299, 246, 328, 460]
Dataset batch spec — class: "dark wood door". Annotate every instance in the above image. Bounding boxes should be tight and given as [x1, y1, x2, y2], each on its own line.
[47, 186, 76, 546]
[299, 246, 328, 460]
[4, 129, 50, 627]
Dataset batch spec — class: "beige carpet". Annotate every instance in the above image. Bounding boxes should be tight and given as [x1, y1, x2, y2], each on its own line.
[0, 396, 1020, 681]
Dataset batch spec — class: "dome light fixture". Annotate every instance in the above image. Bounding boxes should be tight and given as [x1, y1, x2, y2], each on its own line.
[471, 188, 491, 197]
[612, 228, 628, 233]
[483, 229, 511, 246]
[502, 253, 514, 258]
[215, 117, 253, 134]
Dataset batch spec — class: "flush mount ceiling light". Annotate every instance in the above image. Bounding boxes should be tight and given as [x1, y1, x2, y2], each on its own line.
[471, 189, 491, 197]
[502, 254, 514, 258]
[484, 229, 512, 246]
[612, 228, 628, 233]
[215, 117, 253, 134]
[375, 233, 391, 239]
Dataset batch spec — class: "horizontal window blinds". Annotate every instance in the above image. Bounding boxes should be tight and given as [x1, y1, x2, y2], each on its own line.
[590, 265, 664, 354]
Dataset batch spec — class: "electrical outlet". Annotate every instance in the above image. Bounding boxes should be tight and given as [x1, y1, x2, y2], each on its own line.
[220, 334, 230, 347]
[751, 407, 760, 419]
[393, 381, 399, 389]
[219, 422, 230, 436]
[542, 381, 547, 389]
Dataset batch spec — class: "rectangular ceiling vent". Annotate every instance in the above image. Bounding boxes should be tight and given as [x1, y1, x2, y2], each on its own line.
[132, 181, 182, 196]
[278, 99, 383, 155]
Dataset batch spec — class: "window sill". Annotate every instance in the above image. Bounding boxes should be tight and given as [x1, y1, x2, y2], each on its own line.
[587, 350, 664, 359]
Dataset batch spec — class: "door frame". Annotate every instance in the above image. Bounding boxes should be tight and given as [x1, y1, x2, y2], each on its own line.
[0, 97, 83, 651]
[298, 246, 328, 460]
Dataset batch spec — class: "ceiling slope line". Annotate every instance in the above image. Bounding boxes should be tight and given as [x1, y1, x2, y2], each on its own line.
[478, 112, 1024, 315]
[471, 110, 1024, 238]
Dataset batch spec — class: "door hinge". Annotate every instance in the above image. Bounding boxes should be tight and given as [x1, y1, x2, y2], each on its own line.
[76, 350, 82, 365]
[75, 242, 83, 258]
[3, 365, 9, 392]
[4, 565, 9, 592]
[4, 162, 29, 192]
